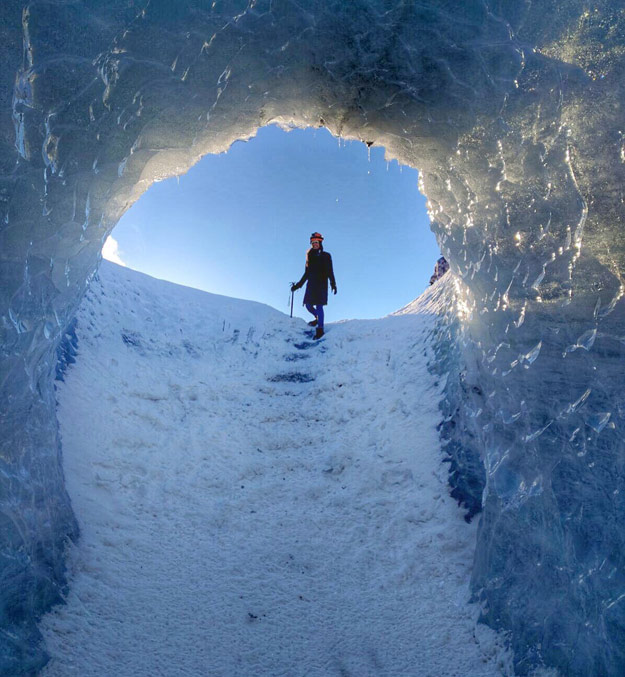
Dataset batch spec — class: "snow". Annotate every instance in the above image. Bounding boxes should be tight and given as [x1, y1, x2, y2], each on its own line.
[39, 262, 513, 676]
[4, 2, 625, 671]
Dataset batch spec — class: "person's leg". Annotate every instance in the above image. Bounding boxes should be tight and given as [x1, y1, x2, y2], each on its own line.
[316, 305, 324, 329]
[305, 303, 318, 326]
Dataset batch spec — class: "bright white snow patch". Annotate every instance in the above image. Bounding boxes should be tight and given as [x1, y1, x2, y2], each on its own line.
[40, 262, 514, 676]
[101, 235, 126, 266]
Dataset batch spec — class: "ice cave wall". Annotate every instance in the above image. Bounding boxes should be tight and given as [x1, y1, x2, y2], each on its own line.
[1, 1, 625, 674]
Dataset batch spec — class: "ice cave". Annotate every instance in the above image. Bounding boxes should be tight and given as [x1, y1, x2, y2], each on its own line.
[1, 1, 625, 675]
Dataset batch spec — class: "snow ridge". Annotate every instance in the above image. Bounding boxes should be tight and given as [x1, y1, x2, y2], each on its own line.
[40, 262, 512, 676]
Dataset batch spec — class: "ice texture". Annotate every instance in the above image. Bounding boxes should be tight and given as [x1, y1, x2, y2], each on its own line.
[0, 1, 624, 674]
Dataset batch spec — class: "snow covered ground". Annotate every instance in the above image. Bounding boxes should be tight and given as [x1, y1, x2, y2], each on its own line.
[39, 261, 514, 676]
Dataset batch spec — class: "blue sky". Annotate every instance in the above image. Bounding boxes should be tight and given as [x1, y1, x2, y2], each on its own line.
[105, 125, 439, 321]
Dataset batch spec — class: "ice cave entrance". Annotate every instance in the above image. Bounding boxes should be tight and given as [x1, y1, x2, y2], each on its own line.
[104, 125, 438, 320]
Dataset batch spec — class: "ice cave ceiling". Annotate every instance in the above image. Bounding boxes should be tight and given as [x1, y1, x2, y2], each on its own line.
[1, 1, 625, 675]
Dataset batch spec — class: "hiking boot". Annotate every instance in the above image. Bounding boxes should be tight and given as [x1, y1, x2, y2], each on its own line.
[314, 327, 324, 340]
[307, 319, 318, 327]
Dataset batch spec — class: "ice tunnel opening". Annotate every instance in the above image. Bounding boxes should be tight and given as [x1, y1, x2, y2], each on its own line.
[6, 1, 625, 673]
[102, 124, 440, 321]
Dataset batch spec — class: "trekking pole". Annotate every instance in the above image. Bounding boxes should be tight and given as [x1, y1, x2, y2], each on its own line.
[289, 283, 295, 318]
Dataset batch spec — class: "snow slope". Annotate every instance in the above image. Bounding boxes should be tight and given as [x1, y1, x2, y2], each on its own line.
[39, 261, 513, 676]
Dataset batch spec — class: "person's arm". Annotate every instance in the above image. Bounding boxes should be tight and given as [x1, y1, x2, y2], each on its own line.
[327, 254, 337, 293]
[291, 268, 308, 291]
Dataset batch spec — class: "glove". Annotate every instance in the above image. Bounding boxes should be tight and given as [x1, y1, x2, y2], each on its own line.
[331, 285, 337, 295]
[291, 283, 300, 292]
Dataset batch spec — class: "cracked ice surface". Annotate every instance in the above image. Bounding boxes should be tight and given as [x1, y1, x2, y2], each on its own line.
[1, 1, 625, 674]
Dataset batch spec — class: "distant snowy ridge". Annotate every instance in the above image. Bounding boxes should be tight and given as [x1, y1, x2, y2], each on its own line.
[393, 271, 457, 317]
[39, 261, 519, 676]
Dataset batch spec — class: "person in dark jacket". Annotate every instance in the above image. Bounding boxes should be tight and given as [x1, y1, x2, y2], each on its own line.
[291, 232, 337, 339]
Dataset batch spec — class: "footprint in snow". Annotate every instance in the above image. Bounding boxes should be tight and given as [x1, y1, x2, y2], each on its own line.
[267, 373, 315, 383]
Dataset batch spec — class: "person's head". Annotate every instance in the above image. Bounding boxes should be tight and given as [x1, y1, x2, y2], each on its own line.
[310, 232, 323, 250]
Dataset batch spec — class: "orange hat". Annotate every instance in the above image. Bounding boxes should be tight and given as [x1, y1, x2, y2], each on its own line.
[310, 232, 324, 242]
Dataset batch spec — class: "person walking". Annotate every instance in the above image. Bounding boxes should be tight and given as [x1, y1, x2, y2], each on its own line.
[291, 232, 337, 339]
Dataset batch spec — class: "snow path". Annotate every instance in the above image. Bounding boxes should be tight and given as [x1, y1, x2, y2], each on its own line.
[40, 262, 513, 676]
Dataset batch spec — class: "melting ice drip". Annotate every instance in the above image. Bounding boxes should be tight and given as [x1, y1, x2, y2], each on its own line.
[1, 1, 625, 675]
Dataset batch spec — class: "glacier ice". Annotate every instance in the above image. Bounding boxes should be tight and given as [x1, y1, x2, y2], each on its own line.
[1, 0, 625, 674]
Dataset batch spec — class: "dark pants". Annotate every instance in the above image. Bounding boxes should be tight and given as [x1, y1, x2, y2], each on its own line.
[305, 303, 324, 329]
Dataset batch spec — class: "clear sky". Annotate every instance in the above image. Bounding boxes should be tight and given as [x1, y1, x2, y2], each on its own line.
[106, 125, 439, 321]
